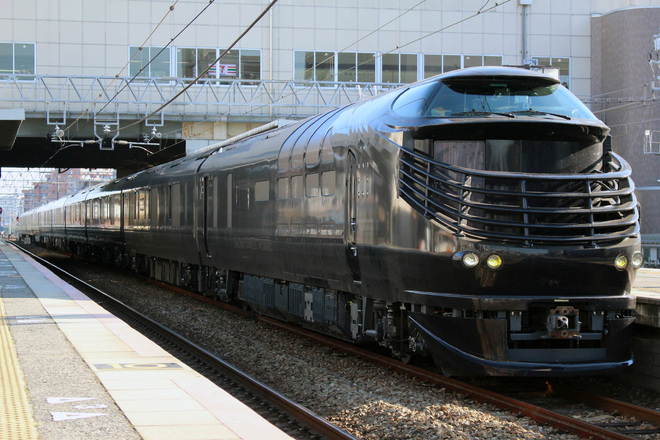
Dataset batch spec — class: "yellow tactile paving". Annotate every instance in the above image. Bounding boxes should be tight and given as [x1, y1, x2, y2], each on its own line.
[0, 298, 39, 440]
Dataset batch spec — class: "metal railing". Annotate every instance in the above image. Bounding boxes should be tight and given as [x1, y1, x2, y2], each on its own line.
[0, 74, 403, 121]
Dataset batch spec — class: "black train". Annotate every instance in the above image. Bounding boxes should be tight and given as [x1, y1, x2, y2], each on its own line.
[19, 67, 643, 376]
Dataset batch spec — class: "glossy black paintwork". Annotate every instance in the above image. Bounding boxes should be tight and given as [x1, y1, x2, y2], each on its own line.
[18, 67, 641, 376]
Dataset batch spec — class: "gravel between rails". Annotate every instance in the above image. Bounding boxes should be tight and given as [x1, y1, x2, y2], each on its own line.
[29, 247, 659, 440]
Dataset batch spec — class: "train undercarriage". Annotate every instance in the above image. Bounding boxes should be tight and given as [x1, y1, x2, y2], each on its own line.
[25, 234, 635, 377]
[141, 252, 635, 376]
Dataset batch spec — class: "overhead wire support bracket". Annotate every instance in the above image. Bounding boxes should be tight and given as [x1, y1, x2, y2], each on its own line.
[94, 104, 120, 150]
[45, 101, 67, 127]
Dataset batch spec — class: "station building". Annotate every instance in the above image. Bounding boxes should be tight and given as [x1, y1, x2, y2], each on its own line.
[1, 0, 659, 262]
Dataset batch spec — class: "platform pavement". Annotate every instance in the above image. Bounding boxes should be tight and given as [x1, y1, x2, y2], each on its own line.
[631, 268, 660, 328]
[628, 268, 660, 392]
[0, 240, 293, 440]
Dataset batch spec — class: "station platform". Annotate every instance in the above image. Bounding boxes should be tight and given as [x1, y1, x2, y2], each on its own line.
[631, 268, 660, 328]
[0, 241, 292, 440]
[628, 268, 660, 392]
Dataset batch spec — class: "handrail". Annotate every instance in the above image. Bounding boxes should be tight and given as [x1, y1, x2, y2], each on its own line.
[0, 74, 402, 119]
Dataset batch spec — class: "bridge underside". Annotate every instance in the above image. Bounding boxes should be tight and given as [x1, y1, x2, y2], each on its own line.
[0, 136, 185, 177]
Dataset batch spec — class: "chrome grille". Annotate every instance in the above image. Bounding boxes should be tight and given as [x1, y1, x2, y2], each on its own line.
[398, 149, 639, 245]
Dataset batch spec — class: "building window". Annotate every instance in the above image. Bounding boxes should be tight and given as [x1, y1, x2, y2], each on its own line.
[424, 55, 443, 78]
[129, 46, 171, 80]
[176, 48, 260, 81]
[442, 55, 461, 73]
[295, 51, 376, 84]
[423, 54, 503, 78]
[0, 42, 35, 76]
[338, 52, 376, 84]
[240, 50, 261, 80]
[382, 53, 417, 84]
[532, 57, 570, 87]
[295, 51, 334, 83]
[484, 55, 503, 67]
[296, 51, 504, 84]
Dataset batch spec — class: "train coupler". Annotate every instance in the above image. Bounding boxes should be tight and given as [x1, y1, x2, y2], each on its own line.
[544, 306, 581, 339]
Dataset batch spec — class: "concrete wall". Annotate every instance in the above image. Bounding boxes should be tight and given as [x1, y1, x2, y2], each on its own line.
[591, 7, 660, 236]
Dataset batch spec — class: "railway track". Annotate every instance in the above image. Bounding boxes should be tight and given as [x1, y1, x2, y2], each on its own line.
[256, 316, 660, 440]
[16, 241, 660, 440]
[8, 241, 357, 440]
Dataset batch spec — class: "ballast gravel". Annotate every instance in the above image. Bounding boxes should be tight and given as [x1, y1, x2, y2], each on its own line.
[28, 248, 659, 440]
[77, 265, 573, 439]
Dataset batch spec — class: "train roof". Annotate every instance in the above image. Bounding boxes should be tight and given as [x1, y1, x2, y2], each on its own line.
[436, 65, 560, 83]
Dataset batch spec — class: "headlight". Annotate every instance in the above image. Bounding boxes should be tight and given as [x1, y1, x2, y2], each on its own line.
[614, 254, 628, 270]
[631, 252, 644, 269]
[453, 251, 480, 268]
[486, 254, 503, 270]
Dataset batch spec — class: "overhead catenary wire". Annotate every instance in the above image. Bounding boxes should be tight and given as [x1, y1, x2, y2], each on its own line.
[93, 0, 217, 117]
[62, 0, 183, 136]
[150, 0, 432, 145]
[115, 0, 279, 134]
[140, 0, 511, 148]
[75, 0, 510, 146]
[46, 0, 219, 168]
[143, 0, 435, 144]
[235, 0, 512, 119]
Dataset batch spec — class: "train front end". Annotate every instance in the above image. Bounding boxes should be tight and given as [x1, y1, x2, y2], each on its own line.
[389, 67, 641, 376]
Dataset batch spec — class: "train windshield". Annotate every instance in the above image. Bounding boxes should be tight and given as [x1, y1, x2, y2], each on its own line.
[393, 76, 597, 120]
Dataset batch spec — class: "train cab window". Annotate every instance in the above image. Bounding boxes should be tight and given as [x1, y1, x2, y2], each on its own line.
[306, 173, 319, 197]
[321, 171, 336, 196]
[291, 175, 303, 198]
[426, 77, 597, 120]
[392, 82, 439, 118]
[255, 180, 269, 202]
[277, 177, 289, 199]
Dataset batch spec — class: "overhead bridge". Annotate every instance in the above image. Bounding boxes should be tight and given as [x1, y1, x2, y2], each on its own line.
[0, 74, 399, 174]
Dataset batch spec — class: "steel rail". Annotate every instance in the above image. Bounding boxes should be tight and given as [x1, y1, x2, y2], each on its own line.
[16, 241, 653, 440]
[7, 241, 357, 440]
[549, 382, 660, 426]
[258, 315, 640, 440]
